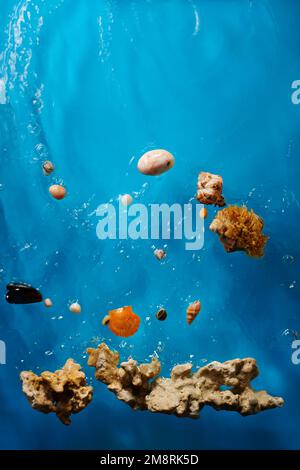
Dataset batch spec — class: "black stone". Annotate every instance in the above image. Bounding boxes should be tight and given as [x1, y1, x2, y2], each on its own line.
[6, 283, 43, 304]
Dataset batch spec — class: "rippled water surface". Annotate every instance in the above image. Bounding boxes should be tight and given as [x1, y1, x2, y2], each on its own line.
[1, 0, 300, 450]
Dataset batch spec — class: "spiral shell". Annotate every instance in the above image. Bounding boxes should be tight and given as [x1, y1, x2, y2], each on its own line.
[186, 300, 201, 325]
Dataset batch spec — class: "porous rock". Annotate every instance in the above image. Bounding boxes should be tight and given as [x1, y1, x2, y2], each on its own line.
[20, 359, 93, 425]
[210, 205, 268, 258]
[87, 343, 284, 418]
[196, 172, 226, 206]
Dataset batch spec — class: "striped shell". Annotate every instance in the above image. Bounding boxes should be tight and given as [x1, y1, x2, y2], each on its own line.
[107, 306, 140, 337]
[186, 300, 201, 325]
[156, 308, 167, 321]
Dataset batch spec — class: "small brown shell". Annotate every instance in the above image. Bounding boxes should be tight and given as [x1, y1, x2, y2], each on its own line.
[102, 315, 110, 326]
[156, 308, 167, 321]
[186, 300, 201, 325]
[43, 160, 55, 176]
[154, 249, 166, 261]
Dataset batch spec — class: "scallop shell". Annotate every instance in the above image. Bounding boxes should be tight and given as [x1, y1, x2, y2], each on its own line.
[186, 300, 201, 325]
[107, 306, 140, 337]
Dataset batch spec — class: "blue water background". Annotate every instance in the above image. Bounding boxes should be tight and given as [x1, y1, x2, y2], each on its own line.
[0, 0, 300, 450]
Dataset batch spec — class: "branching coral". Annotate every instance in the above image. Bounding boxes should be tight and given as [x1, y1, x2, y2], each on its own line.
[20, 359, 93, 425]
[209, 205, 268, 257]
[87, 343, 283, 418]
[196, 172, 226, 206]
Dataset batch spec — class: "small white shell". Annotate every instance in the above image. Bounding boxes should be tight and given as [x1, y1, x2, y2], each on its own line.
[120, 194, 133, 206]
[44, 298, 53, 308]
[69, 302, 81, 314]
[137, 149, 175, 176]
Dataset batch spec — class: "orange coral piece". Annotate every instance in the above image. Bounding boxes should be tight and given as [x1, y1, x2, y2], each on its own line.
[209, 205, 268, 258]
[108, 306, 140, 337]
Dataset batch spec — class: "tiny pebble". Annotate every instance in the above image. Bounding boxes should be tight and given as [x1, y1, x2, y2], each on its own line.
[44, 298, 53, 308]
[120, 194, 133, 206]
[199, 207, 208, 219]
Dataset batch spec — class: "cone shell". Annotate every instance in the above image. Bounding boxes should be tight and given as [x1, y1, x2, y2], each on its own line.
[186, 300, 201, 325]
[107, 306, 140, 337]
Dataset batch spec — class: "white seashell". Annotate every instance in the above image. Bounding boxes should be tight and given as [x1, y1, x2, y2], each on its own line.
[44, 298, 53, 308]
[69, 302, 81, 314]
[120, 194, 133, 206]
[137, 149, 175, 176]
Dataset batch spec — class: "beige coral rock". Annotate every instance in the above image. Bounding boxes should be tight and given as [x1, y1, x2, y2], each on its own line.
[20, 359, 93, 425]
[197, 172, 226, 206]
[87, 344, 284, 418]
[210, 205, 268, 258]
[87, 343, 160, 410]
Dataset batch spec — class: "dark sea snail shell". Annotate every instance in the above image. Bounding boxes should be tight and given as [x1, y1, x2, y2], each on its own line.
[6, 283, 43, 304]
[156, 308, 167, 321]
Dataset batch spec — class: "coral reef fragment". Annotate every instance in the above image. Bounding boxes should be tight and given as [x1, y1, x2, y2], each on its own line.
[87, 343, 283, 418]
[210, 205, 268, 257]
[197, 172, 226, 206]
[20, 359, 93, 425]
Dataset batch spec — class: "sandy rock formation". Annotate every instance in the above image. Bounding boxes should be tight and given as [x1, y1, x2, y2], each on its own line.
[196, 172, 226, 206]
[20, 359, 93, 425]
[87, 343, 283, 418]
[210, 205, 268, 258]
